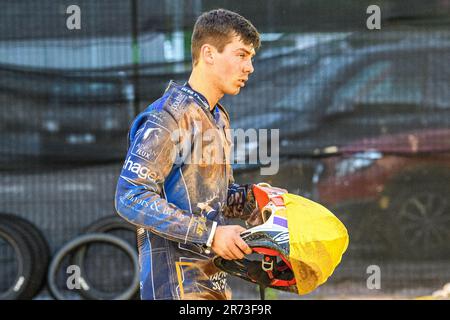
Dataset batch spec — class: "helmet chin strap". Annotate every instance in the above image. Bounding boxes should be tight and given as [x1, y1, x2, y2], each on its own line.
[246, 252, 295, 300]
[260, 285, 266, 301]
[245, 260, 268, 300]
[252, 247, 296, 287]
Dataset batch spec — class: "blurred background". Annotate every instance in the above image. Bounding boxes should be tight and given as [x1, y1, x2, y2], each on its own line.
[0, 0, 449, 300]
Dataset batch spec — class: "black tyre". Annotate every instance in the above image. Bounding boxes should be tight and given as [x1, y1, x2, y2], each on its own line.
[73, 215, 138, 300]
[47, 233, 139, 300]
[0, 213, 50, 297]
[0, 216, 46, 299]
[0, 220, 34, 299]
[81, 215, 137, 234]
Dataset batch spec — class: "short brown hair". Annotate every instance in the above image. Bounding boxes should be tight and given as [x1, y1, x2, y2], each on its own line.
[191, 9, 260, 65]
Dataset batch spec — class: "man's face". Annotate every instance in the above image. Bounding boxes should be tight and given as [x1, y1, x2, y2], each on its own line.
[211, 34, 256, 95]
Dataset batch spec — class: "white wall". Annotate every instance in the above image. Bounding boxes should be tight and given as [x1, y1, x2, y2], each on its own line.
[0, 32, 167, 69]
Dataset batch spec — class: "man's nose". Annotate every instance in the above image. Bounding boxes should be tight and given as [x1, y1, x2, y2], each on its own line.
[244, 59, 254, 74]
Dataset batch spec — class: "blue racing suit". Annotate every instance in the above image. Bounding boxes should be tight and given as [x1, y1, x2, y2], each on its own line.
[115, 81, 258, 300]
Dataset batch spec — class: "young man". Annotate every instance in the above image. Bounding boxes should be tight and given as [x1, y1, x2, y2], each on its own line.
[115, 9, 261, 300]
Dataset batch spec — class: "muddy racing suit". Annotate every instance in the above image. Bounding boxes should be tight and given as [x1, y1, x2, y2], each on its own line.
[115, 81, 258, 300]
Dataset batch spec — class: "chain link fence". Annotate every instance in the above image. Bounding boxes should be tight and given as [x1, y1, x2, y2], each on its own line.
[0, 0, 449, 299]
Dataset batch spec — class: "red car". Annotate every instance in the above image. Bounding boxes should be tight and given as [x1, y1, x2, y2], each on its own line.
[317, 129, 450, 260]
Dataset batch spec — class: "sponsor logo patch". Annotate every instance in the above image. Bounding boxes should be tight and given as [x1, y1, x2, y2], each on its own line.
[122, 156, 160, 181]
[272, 231, 290, 244]
[210, 271, 227, 291]
[131, 121, 164, 162]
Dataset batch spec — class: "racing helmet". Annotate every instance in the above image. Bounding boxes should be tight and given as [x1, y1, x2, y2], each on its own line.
[213, 183, 349, 295]
[213, 183, 298, 293]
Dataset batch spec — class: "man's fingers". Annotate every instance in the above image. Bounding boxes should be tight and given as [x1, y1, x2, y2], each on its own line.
[236, 237, 252, 255]
[220, 248, 233, 260]
[212, 225, 253, 260]
[229, 242, 245, 260]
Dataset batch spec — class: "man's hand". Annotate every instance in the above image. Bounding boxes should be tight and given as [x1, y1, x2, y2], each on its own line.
[211, 225, 252, 260]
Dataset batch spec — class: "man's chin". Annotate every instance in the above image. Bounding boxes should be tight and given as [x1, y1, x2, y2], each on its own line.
[227, 87, 241, 95]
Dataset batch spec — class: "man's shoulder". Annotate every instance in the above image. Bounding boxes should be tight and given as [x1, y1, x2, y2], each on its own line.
[142, 86, 192, 123]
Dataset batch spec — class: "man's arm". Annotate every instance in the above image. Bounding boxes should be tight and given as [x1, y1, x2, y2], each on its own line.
[115, 110, 214, 245]
[223, 169, 263, 227]
[211, 173, 257, 259]
[224, 182, 254, 217]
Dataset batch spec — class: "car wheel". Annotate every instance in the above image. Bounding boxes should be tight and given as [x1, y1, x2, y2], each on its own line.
[387, 184, 450, 260]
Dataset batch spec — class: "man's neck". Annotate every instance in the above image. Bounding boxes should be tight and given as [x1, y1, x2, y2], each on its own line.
[188, 69, 223, 111]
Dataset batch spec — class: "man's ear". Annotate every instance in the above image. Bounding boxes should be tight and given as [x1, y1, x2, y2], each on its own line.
[200, 44, 215, 65]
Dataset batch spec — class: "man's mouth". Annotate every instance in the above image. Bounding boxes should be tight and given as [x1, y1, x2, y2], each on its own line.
[238, 79, 247, 87]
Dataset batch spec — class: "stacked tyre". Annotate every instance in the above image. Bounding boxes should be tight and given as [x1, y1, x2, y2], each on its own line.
[47, 215, 140, 300]
[0, 213, 50, 300]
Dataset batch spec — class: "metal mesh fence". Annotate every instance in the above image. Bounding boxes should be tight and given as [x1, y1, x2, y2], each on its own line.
[0, 0, 449, 299]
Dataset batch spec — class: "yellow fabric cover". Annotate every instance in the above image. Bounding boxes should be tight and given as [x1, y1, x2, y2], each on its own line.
[282, 193, 349, 295]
